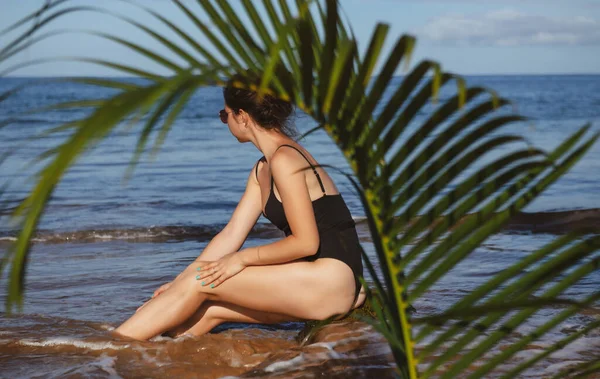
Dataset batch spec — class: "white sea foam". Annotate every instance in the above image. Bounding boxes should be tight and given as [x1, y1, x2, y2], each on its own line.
[18, 337, 129, 351]
[132, 345, 170, 367]
[91, 233, 114, 239]
[149, 335, 173, 342]
[549, 337, 599, 360]
[543, 360, 587, 375]
[308, 342, 344, 359]
[311, 334, 368, 351]
[91, 354, 123, 379]
[512, 349, 546, 361]
[264, 354, 306, 373]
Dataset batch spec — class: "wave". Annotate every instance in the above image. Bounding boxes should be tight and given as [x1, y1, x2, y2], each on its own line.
[0, 209, 598, 245]
[0, 117, 57, 125]
[18, 337, 128, 351]
[0, 224, 284, 244]
[0, 199, 241, 216]
[356, 208, 600, 236]
[1, 311, 598, 379]
[504, 208, 600, 234]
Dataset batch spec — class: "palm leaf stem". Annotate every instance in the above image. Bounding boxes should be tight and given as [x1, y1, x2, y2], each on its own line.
[364, 187, 418, 378]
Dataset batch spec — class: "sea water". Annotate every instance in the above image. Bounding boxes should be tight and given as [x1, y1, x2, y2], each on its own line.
[1, 75, 599, 378]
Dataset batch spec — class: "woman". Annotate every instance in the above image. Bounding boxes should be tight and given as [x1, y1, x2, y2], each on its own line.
[115, 82, 365, 341]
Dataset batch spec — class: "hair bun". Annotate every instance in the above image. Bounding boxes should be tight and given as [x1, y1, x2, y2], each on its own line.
[223, 76, 296, 137]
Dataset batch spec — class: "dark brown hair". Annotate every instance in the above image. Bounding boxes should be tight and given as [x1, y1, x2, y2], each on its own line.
[223, 78, 296, 138]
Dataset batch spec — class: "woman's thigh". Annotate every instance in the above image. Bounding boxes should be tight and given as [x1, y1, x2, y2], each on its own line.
[184, 259, 356, 320]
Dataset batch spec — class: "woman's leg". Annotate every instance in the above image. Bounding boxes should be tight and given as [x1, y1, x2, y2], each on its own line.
[199, 259, 356, 318]
[174, 286, 365, 338]
[116, 259, 356, 341]
[169, 300, 298, 337]
[115, 272, 208, 340]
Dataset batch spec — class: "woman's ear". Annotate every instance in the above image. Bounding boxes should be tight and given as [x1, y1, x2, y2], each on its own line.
[237, 109, 250, 127]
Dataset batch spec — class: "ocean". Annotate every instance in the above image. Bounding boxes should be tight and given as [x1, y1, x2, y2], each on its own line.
[1, 75, 599, 378]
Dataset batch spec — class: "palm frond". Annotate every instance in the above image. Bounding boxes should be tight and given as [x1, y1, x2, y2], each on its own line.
[1, 1, 598, 378]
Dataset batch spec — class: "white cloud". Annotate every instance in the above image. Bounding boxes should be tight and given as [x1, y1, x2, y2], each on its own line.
[418, 9, 600, 46]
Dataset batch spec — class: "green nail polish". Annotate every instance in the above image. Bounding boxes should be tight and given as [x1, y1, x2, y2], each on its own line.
[196, 275, 200, 280]
[210, 284, 215, 289]
[201, 281, 206, 286]
[196, 267, 201, 271]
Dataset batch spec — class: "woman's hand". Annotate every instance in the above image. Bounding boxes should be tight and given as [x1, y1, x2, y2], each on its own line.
[195, 252, 247, 288]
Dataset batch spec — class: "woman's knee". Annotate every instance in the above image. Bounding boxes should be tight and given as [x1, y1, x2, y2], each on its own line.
[174, 302, 224, 337]
[178, 268, 214, 296]
[202, 302, 225, 323]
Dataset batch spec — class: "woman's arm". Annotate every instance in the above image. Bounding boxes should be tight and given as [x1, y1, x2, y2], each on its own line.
[195, 150, 321, 288]
[140, 161, 263, 304]
[196, 163, 264, 262]
[165, 161, 262, 284]
[238, 148, 320, 266]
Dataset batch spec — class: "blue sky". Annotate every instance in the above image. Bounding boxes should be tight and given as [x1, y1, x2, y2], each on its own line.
[1, 0, 599, 76]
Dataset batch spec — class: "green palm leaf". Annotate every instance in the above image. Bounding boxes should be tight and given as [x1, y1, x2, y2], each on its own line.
[1, 1, 598, 378]
[475, 289, 600, 378]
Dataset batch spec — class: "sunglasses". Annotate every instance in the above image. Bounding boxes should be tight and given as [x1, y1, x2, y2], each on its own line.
[219, 109, 233, 124]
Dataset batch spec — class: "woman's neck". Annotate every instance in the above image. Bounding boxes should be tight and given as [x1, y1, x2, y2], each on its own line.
[251, 127, 293, 162]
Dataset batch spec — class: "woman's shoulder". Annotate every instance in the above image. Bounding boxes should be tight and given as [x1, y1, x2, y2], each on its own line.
[270, 145, 310, 173]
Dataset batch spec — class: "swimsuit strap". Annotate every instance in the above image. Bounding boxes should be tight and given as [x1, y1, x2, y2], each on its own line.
[274, 144, 326, 195]
[255, 156, 266, 182]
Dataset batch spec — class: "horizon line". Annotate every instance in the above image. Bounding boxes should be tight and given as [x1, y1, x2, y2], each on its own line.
[3, 72, 600, 79]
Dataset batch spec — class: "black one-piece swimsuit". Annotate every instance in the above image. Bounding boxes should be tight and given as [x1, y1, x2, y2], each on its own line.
[257, 145, 364, 297]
